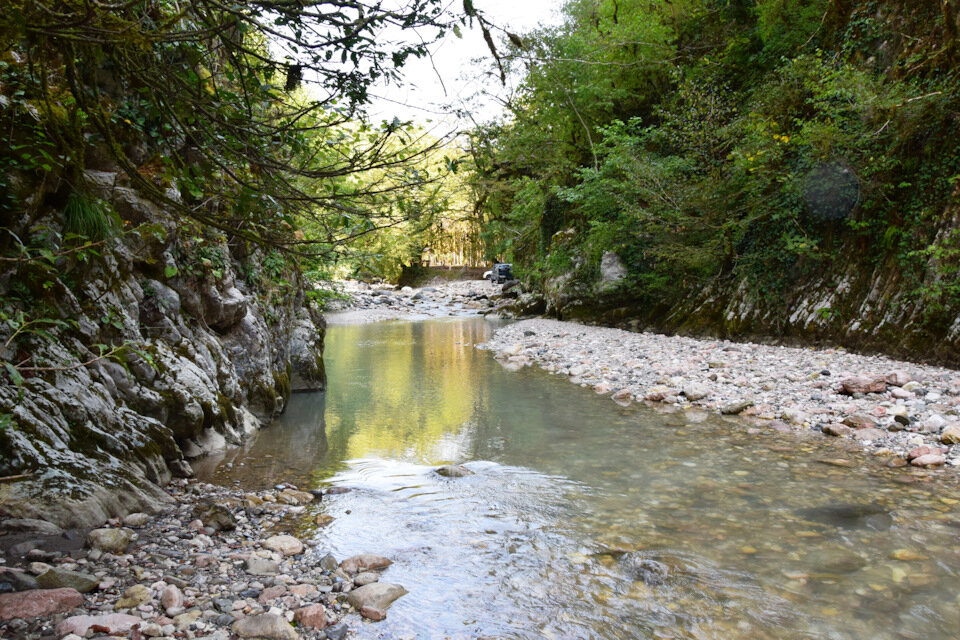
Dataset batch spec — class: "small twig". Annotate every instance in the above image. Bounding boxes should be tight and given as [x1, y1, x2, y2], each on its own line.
[0, 473, 32, 483]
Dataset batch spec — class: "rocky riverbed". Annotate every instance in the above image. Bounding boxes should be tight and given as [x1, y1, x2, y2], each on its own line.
[319, 279, 508, 323]
[0, 481, 406, 640]
[481, 318, 960, 469]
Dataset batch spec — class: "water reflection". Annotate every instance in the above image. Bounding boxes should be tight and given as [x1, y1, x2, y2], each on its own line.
[198, 318, 960, 639]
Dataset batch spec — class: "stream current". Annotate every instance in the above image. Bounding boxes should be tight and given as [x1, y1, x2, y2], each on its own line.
[196, 317, 960, 639]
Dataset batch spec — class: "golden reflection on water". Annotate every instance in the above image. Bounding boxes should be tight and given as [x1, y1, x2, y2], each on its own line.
[323, 320, 489, 464]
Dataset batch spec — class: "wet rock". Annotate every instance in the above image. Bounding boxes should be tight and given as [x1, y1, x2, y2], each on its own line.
[797, 503, 892, 531]
[86, 527, 135, 553]
[277, 488, 314, 505]
[1, 519, 64, 536]
[805, 546, 866, 574]
[0, 588, 84, 620]
[325, 487, 352, 495]
[911, 453, 946, 467]
[340, 554, 392, 574]
[36, 568, 99, 593]
[907, 445, 947, 460]
[839, 376, 886, 395]
[57, 613, 143, 636]
[325, 623, 348, 640]
[822, 423, 853, 437]
[360, 605, 386, 621]
[622, 556, 670, 586]
[345, 582, 407, 611]
[721, 399, 753, 415]
[293, 604, 327, 629]
[232, 613, 298, 640]
[435, 464, 474, 477]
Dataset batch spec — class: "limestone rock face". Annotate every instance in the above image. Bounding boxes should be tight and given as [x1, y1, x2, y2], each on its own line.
[0, 171, 327, 529]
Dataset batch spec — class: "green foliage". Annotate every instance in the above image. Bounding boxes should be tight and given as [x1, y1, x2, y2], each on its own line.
[468, 0, 960, 322]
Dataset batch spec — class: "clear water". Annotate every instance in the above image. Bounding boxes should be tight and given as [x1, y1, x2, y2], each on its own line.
[196, 318, 960, 639]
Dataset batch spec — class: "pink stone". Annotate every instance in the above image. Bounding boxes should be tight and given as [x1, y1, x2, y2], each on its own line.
[288, 584, 317, 597]
[360, 606, 386, 621]
[907, 445, 947, 460]
[0, 589, 84, 620]
[160, 585, 183, 610]
[911, 454, 946, 467]
[257, 585, 287, 603]
[293, 604, 327, 629]
[56, 613, 143, 637]
[851, 428, 886, 441]
[840, 376, 887, 395]
[823, 423, 853, 437]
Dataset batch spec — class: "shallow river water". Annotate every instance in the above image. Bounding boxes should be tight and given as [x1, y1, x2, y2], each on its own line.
[197, 318, 960, 640]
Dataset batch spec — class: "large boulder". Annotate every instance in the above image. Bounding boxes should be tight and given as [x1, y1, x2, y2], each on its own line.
[345, 583, 407, 611]
[36, 569, 99, 593]
[339, 554, 392, 574]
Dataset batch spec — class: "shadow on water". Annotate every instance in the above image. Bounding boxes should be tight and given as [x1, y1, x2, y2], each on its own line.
[197, 318, 960, 640]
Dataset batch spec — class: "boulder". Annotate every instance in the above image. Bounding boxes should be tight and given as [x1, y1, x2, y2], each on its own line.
[263, 535, 303, 556]
[839, 376, 886, 395]
[0, 588, 84, 620]
[360, 606, 386, 621]
[345, 582, 407, 611]
[232, 613, 298, 640]
[911, 454, 946, 467]
[721, 399, 754, 415]
[36, 569, 99, 593]
[353, 572, 380, 587]
[822, 424, 853, 437]
[122, 512, 151, 527]
[340, 554, 392, 574]
[86, 528, 135, 553]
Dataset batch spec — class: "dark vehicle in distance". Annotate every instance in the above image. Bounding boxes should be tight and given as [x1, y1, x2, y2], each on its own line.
[483, 263, 513, 284]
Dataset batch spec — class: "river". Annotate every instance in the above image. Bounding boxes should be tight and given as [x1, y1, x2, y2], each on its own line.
[196, 317, 960, 639]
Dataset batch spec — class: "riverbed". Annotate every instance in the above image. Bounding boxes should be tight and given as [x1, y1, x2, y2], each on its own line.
[198, 317, 960, 639]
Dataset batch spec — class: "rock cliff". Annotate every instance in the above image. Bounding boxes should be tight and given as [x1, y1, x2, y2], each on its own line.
[0, 172, 326, 527]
